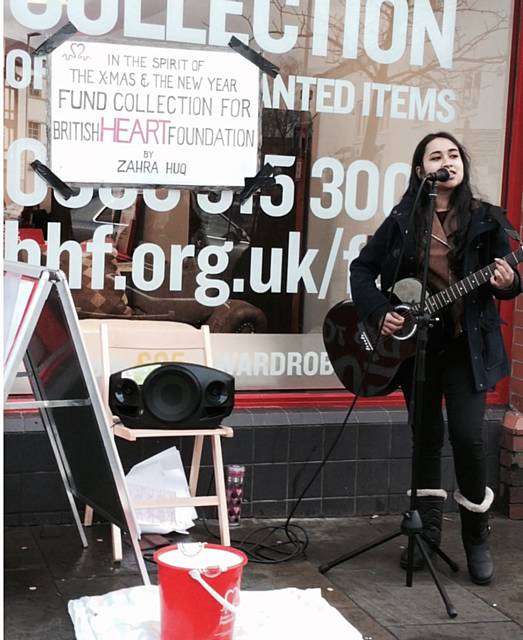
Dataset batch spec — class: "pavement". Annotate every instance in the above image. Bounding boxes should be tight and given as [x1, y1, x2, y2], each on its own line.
[4, 512, 523, 640]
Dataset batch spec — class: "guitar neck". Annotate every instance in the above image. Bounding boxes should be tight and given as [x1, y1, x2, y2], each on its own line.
[415, 246, 523, 315]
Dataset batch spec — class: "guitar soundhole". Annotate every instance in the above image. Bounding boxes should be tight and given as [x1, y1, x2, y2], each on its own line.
[392, 304, 417, 341]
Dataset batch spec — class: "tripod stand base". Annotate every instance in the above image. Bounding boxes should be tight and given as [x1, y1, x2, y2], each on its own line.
[400, 510, 460, 573]
[319, 529, 402, 574]
[412, 529, 458, 618]
[318, 510, 459, 619]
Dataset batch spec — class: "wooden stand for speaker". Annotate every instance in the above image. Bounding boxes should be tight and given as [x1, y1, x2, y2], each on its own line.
[80, 319, 234, 561]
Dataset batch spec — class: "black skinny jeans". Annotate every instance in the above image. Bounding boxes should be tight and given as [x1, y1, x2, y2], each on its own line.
[399, 333, 487, 505]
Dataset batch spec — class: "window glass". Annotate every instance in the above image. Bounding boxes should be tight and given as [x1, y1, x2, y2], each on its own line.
[3, 1, 515, 391]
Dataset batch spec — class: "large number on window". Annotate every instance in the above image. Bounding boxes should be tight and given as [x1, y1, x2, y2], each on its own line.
[310, 157, 409, 220]
[260, 154, 295, 217]
[310, 157, 344, 220]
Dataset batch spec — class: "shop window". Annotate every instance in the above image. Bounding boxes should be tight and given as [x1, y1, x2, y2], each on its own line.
[4, 86, 16, 155]
[27, 120, 41, 140]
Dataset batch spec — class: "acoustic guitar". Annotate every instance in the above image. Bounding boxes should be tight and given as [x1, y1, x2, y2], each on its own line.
[323, 246, 523, 397]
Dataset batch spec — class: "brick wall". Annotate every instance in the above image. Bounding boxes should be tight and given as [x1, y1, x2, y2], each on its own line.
[4, 407, 505, 526]
[509, 221, 523, 413]
[500, 210, 523, 519]
[499, 411, 523, 519]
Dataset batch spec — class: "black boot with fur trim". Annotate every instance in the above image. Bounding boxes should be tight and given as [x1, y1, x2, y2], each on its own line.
[454, 487, 495, 585]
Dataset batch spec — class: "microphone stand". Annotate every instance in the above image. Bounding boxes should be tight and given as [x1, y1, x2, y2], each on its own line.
[319, 178, 459, 619]
[402, 177, 458, 612]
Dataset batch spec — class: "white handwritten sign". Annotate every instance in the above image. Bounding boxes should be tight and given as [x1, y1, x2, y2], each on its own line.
[48, 41, 261, 188]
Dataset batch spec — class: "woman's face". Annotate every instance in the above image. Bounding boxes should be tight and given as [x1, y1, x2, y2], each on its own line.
[417, 137, 464, 191]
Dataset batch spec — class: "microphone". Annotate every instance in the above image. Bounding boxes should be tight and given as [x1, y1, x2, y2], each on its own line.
[424, 168, 450, 182]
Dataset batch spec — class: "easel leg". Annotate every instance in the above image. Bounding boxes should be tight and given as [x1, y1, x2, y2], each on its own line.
[111, 524, 123, 562]
[128, 532, 150, 585]
[212, 434, 230, 546]
[84, 505, 94, 527]
[189, 435, 204, 497]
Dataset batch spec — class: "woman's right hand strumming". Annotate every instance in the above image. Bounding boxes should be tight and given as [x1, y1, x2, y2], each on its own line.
[381, 311, 405, 336]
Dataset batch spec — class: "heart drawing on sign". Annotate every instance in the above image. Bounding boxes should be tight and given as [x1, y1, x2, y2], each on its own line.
[70, 42, 85, 59]
[62, 42, 90, 61]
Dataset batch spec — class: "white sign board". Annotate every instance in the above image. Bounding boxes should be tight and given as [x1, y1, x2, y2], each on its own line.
[48, 41, 261, 188]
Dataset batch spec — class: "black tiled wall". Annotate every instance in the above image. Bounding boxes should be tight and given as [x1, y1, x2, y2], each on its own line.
[4, 407, 504, 525]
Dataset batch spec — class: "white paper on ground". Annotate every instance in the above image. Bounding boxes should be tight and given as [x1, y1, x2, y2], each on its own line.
[126, 446, 197, 534]
[68, 585, 363, 640]
[68, 586, 160, 640]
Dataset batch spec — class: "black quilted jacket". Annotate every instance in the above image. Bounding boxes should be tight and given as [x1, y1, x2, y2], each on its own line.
[350, 200, 522, 392]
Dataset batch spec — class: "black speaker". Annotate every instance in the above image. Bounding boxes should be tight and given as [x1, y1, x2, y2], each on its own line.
[109, 362, 234, 429]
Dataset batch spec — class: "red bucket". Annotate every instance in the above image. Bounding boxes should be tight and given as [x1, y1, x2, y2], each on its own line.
[154, 542, 248, 640]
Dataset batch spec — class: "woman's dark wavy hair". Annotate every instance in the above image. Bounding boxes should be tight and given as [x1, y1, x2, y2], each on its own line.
[399, 131, 474, 276]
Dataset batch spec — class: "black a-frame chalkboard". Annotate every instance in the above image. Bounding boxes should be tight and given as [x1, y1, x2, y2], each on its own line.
[4, 261, 149, 584]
